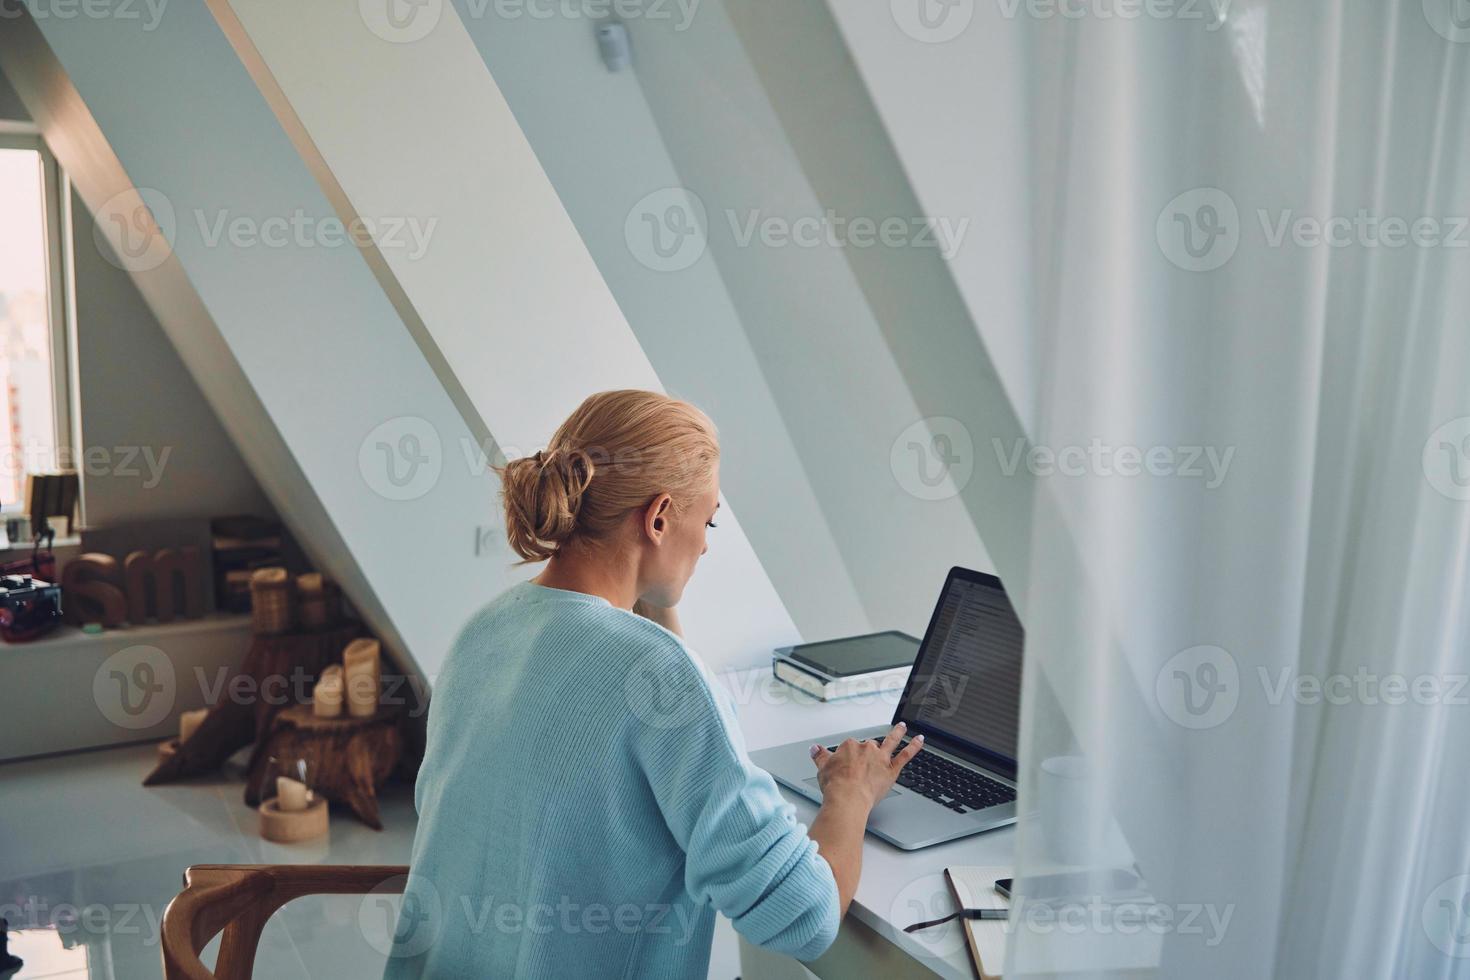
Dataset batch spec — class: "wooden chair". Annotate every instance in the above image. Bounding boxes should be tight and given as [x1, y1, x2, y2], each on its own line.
[160, 864, 408, 980]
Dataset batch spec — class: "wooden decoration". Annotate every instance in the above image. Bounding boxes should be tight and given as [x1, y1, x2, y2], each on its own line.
[250, 567, 292, 634]
[259, 795, 329, 843]
[144, 623, 363, 787]
[343, 638, 382, 718]
[244, 704, 403, 830]
[124, 546, 206, 624]
[296, 573, 341, 630]
[61, 553, 128, 627]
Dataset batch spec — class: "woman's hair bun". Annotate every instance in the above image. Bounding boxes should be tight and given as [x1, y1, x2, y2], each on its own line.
[500, 448, 596, 563]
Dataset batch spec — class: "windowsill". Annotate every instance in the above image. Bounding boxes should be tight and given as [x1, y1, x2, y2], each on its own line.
[18, 611, 252, 648]
[0, 534, 81, 551]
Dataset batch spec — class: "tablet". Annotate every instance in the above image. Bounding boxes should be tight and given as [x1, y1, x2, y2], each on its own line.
[783, 631, 920, 678]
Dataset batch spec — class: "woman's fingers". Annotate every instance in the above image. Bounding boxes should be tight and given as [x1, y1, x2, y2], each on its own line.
[878, 722, 908, 756]
[891, 733, 926, 770]
[809, 743, 832, 767]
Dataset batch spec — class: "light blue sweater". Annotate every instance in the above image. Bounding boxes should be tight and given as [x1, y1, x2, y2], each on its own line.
[382, 582, 840, 979]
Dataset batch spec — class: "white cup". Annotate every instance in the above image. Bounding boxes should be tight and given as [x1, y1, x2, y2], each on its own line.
[1037, 755, 1099, 866]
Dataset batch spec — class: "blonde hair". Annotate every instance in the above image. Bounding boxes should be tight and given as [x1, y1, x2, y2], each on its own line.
[498, 390, 719, 563]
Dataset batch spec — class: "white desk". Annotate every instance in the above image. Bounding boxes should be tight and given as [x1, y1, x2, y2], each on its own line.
[718, 665, 1014, 980]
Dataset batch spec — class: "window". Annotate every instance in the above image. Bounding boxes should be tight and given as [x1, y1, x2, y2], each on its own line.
[0, 134, 70, 512]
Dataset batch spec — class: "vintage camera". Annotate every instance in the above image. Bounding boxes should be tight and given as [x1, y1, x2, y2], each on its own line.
[0, 574, 63, 642]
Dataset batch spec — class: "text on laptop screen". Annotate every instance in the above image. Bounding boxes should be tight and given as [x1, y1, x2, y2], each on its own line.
[904, 575, 1024, 763]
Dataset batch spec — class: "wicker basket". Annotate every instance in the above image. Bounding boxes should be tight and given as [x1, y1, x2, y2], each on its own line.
[296, 572, 341, 631]
[250, 567, 293, 635]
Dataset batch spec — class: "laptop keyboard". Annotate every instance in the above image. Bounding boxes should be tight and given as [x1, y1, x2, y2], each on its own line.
[829, 740, 1017, 814]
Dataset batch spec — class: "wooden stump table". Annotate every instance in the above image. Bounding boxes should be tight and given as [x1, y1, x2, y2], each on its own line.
[144, 624, 363, 786]
[243, 704, 404, 830]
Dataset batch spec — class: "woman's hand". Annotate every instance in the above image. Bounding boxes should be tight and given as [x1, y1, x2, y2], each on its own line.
[807, 723, 924, 916]
[632, 597, 682, 638]
[812, 723, 925, 809]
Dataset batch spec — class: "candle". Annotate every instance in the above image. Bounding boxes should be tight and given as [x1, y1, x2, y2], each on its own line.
[179, 708, 208, 742]
[313, 664, 344, 718]
[276, 776, 310, 812]
[343, 638, 381, 718]
[297, 573, 324, 594]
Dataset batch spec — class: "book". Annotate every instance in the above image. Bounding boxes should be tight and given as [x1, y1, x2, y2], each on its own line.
[770, 630, 918, 702]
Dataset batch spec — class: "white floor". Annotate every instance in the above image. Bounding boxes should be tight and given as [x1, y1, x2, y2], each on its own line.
[0, 742, 739, 980]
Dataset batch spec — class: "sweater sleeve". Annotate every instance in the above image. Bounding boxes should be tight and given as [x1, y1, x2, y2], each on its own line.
[625, 636, 841, 962]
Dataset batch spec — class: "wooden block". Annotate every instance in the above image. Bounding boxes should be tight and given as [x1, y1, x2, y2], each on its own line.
[124, 546, 206, 624]
[61, 553, 127, 627]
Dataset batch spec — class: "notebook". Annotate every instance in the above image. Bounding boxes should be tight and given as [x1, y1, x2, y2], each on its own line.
[945, 866, 1163, 979]
[945, 866, 1011, 980]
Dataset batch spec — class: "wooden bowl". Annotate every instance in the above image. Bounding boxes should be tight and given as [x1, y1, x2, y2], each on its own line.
[258, 796, 329, 843]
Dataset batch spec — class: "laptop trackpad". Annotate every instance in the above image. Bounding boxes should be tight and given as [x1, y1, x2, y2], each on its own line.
[803, 776, 898, 801]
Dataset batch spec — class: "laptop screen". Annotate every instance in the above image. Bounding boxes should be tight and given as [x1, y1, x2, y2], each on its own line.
[897, 569, 1024, 778]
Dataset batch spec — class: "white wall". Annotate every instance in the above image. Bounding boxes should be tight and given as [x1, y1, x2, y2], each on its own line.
[217, 0, 800, 667]
[70, 188, 272, 526]
[443, 0, 872, 641]
[450, 0, 997, 637]
[824, 0, 1038, 436]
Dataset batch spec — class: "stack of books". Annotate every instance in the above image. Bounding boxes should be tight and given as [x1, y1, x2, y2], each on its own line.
[771, 630, 919, 702]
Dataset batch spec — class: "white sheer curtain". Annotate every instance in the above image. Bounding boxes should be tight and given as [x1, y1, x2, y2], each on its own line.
[1009, 1, 1470, 976]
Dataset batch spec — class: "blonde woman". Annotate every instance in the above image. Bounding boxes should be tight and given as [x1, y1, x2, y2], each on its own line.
[386, 390, 923, 979]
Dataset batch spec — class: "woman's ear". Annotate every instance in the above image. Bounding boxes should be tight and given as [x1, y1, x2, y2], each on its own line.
[643, 493, 674, 545]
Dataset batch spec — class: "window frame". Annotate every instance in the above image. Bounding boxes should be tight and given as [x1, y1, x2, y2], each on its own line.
[0, 129, 76, 513]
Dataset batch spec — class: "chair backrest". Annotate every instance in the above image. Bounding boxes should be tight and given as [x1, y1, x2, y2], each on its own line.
[161, 864, 408, 980]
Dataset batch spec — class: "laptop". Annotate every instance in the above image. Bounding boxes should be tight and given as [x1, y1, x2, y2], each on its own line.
[750, 566, 1023, 850]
